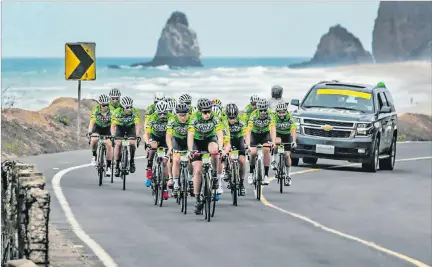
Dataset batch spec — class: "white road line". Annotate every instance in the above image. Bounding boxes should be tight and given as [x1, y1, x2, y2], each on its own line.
[51, 155, 146, 267]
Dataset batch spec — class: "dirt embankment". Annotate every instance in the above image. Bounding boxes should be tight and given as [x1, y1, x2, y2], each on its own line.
[1, 97, 146, 159]
[1, 97, 431, 158]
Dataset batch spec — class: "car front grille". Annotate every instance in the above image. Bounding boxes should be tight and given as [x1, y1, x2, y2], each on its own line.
[303, 119, 354, 128]
[304, 127, 352, 138]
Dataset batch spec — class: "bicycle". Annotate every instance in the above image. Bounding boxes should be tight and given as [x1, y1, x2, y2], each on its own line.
[88, 134, 113, 186]
[117, 135, 140, 191]
[251, 142, 272, 201]
[151, 146, 169, 207]
[194, 151, 219, 222]
[173, 150, 190, 214]
[275, 142, 292, 194]
[223, 148, 241, 206]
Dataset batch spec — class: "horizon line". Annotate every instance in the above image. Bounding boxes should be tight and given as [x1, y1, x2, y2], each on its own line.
[2, 56, 311, 59]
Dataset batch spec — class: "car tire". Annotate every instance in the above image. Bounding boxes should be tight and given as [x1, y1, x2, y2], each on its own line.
[291, 158, 299, 166]
[362, 137, 379, 173]
[379, 135, 396, 170]
[302, 157, 318, 165]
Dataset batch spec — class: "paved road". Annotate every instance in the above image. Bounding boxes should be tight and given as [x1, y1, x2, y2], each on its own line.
[20, 142, 432, 267]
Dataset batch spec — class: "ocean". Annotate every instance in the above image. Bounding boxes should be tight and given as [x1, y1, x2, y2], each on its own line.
[2, 57, 430, 114]
[2, 57, 314, 110]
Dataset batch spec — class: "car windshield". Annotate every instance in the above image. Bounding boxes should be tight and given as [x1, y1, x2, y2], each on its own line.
[302, 88, 374, 113]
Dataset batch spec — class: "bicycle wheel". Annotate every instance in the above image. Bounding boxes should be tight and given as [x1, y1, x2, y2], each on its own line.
[181, 167, 188, 214]
[158, 164, 164, 207]
[110, 146, 115, 183]
[97, 146, 104, 186]
[122, 148, 128, 190]
[153, 169, 159, 206]
[231, 161, 239, 206]
[279, 154, 285, 194]
[256, 160, 262, 200]
[205, 174, 211, 222]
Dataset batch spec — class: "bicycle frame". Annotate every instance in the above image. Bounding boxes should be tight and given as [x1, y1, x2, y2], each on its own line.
[253, 144, 265, 200]
[152, 146, 168, 207]
[275, 142, 291, 193]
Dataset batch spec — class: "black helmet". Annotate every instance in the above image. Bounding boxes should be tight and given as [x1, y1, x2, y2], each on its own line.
[197, 98, 212, 111]
[175, 103, 190, 113]
[225, 103, 239, 117]
[271, 85, 283, 99]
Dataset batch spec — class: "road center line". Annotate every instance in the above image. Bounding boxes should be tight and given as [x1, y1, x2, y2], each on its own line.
[51, 155, 146, 267]
[258, 156, 432, 267]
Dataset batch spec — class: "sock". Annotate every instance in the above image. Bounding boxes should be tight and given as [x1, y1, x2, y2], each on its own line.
[249, 165, 255, 173]
[107, 160, 111, 167]
[115, 160, 120, 168]
[287, 166, 291, 176]
[92, 150, 97, 157]
[130, 145, 136, 162]
[264, 166, 269, 176]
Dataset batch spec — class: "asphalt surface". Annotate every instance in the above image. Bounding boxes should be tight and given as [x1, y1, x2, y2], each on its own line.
[19, 142, 432, 267]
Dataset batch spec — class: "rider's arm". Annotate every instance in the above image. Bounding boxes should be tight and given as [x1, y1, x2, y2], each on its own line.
[144, 114, 153, 144]
[214, 118, 224, 150]
[166, 119, 174, 151]
[289, 115, 297, 142]
[133, 108, 141, 137]
[187, 115, 197, 151]
[245, 112, 255, 147]
[269, 113, 277, 143]
[88, 107, 97, 133]
[110, 109, 119, 136]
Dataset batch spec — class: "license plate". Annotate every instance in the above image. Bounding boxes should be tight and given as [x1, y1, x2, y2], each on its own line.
[316, 144, 335, 154]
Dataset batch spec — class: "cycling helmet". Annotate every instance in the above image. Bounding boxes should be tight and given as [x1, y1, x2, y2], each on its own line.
[120, 96, 133, 108]
[109, 88, 121, 98]
[155, 100, 168, 113]
[250, 95, 260, 104]
[154, 92, 165, 103]
[256, 98, 269, 110]
[179, 93, 192, 104]
[275, 102, 288, 112]
[271, 85, 283, 99]
[166, 97, 176, 111]
[175, 103, 190, 113]
[225, 103, 239, 117]
[98, 94, 110, 105]
[212, 105, 222, 116]
[197, 98, 213, 111]
[212, 98, 222, 107]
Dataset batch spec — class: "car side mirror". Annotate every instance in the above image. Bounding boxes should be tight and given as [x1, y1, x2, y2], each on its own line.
[380, 106, 391, 113]
[291, 99, 300, 106]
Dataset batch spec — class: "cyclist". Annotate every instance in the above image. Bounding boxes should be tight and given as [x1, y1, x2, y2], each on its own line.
[269, 85, 289, 110]
[225, 103, 247, 195]
[178, 93, 196, 114]
[144, 101, 171, 200]
[87, 94, 114, 175]
[211, 104, 230, 193]
[187, 98, 225, 214]
[165, 97, 177, 114]
[245, 98, 276, 185]
[108, 88, 121, 112]
[111, 96, 141, 177]
[144, 92, 165, 127]
[166, 103, 192, 197]
[271, 102, 297, 186]
[242, 95, 259, 122]
[212, 98, 222, 109]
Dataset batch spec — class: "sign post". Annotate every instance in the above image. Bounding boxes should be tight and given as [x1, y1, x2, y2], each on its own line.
[65, 42, 96, 148]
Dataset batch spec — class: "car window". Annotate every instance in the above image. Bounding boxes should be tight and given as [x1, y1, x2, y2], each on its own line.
[383, 91, 396, 112]
[378, 92, 388, 109]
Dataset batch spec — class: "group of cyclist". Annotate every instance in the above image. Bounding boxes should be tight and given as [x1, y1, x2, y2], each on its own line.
[87, 85, 297, 215]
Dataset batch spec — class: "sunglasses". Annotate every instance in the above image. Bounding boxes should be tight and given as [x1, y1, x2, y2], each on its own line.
[124, 106, 132, 110]
[259, 109, 267, 113]
[101, 104, 109, 107]
[201, 110, 211, 114]
[228, 116, 236, 120]
[111, 97, 119, 100]
[277, 111, 286, 114]
[158, 112, 167, 116]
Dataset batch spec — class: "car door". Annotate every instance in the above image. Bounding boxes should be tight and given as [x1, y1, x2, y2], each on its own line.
[377, 91, 392, 151]
[383, 91, 397, 146]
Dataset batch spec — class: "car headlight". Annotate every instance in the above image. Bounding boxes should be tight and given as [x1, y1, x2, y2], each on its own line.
[356, 122, 373, 136]
[293, 117, 301, 133]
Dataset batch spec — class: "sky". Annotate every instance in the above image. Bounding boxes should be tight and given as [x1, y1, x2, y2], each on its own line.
[1, 1, 380, 58]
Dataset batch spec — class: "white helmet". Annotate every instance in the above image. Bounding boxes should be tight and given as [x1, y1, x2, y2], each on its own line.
[166, 98, 176, 111]
[250, 95, 260, 104]
[179, 93, 192, 104]
[256, 98, 269, 110]
[155, 100, 168, 113]
[212, 105, 222, 116]
[276, 102, 288, 112]
[154, 92, 165, 103]
[120, 96, 133, 108]
[109, 88, 121, 98]
[98, 94, 110, 105]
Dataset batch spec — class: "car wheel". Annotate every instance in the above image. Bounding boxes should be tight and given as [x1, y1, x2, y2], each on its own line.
[291, 158, 299, 166]
[379, 135, 396, 170]
[302, 157, 318, 165]
[362, 137, 379, 172]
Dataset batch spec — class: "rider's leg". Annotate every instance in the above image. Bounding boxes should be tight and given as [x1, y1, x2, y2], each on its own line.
[114, 127, 122, 177]
[146, 135, 158, 177]
[192, 159, 203, 214]
[90, 132, 99, 166]
[239, 154, 246, 195]
[208, 141, 221, 193]
[271, 137, 282, 170]
[248, 133, 258, 185]
[172, 153, 181, 191]
[262, 133, 273, 185]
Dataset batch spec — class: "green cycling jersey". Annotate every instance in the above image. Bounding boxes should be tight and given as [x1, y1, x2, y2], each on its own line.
[109, 101, 120, 112]
[167, 115, 191, 139]
[144, 103, 156, 122]
[275, 113, 296, 135]
[188, 111, 223, 140]
[247, 109, 276, 134]
[90, 105, 113, 127]
[111, 107, 141, 126]
[228, 116, 247, 139]
[145, 113, 172, 137]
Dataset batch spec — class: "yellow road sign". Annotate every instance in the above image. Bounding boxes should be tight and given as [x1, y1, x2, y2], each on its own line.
[65, 42, 96, 80]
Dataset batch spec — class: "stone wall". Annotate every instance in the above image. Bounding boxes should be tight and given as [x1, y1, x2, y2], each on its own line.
[1, 160, 50, 267]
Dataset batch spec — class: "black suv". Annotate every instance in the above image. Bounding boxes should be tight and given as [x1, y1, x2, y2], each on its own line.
[290, 80, 397, 172]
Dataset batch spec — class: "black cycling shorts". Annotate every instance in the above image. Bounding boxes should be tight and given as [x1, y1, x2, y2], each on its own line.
[115, 125, 136, 138]
[192, 136, 218, 162]
[92, 124, 110, 136]
[230, 136, 246, 156]
[172, 136, 187, 152]
[276, 133, 292, 151]
[149, 134, 167, 148]
[250, 132, 271, 147]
